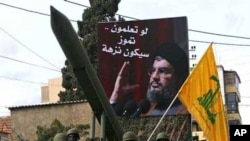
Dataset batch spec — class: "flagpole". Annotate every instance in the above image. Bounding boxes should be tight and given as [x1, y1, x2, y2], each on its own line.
[146, 92, 180, 141]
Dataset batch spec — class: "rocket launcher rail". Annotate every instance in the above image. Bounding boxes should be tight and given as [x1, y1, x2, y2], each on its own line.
[50, 6, 123, 141]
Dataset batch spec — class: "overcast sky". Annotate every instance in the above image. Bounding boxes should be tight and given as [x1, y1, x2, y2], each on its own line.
[0, 0, 250, 124]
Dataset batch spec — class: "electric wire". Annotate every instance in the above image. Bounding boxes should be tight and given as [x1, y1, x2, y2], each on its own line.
[189, 29, 250, 40]
[64, 0, 250, 40]
[189, 40, 250, 47]
[0, 2, 77, 22]
[64, 0, 140, 20]
[2, 2, 250, 83]
[0, 27, 60, 69]
[0, 75, 47, 85]
[0, 2, 49, 16]
[0, 55, 60, 72]
[1, 2, 250, 84]
[1, 2, 250, 42]
[0, 75, 62, 87]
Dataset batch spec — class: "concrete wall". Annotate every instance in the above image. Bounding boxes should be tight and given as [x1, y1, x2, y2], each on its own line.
[10, 101, 100, 141]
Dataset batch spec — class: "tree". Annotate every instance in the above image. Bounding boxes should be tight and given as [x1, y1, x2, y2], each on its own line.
[59, 0, 123, 102]
[58, 60, 85, 101]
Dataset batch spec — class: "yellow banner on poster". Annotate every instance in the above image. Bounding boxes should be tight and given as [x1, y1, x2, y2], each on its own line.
[178, 43, 229, 141]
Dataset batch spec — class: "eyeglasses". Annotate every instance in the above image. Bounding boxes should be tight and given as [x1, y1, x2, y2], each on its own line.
[148, 67, 174, 77]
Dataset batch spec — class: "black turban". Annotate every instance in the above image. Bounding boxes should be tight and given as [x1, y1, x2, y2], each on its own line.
[153, 42, 189, 82]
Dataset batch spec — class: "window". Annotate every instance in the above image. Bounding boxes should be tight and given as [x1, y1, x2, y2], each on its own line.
[225, 72, 240, 91]
[225, 94, 239, 113]
[229, 120, 240, 125]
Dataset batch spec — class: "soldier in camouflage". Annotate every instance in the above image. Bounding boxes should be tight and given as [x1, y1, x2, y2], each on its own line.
[66, 128, 80, 141]
[53, 133, 67, 141]
[155, 132, 169, 141]
[122, 131, 138, 141]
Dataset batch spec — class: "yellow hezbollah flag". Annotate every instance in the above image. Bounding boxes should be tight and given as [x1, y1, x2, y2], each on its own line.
[178, 43, 229, 141]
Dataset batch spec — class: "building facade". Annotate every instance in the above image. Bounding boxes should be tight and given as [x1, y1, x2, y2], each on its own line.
[0, 116, 12, 141]
[41, 77, 64, 103]
[224, 70, 241, 125]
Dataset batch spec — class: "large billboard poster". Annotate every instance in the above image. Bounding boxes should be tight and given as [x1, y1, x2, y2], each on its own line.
[97, 17, 189, 117]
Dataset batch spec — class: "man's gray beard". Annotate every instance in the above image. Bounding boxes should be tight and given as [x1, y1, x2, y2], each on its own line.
[146, 80, 178, 109]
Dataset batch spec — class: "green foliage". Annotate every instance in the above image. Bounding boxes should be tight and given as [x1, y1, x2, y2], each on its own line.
[59, 60, 85, 102]
[59, 0, 123, 102]
[78, 0, 121, 69]
[36, 119, 90, 141]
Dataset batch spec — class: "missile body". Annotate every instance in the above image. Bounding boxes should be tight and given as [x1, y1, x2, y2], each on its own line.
[50, 6, 123, 141]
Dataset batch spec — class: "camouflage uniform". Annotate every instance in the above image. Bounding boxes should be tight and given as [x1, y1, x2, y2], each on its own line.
[122, 131, 138, 141]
